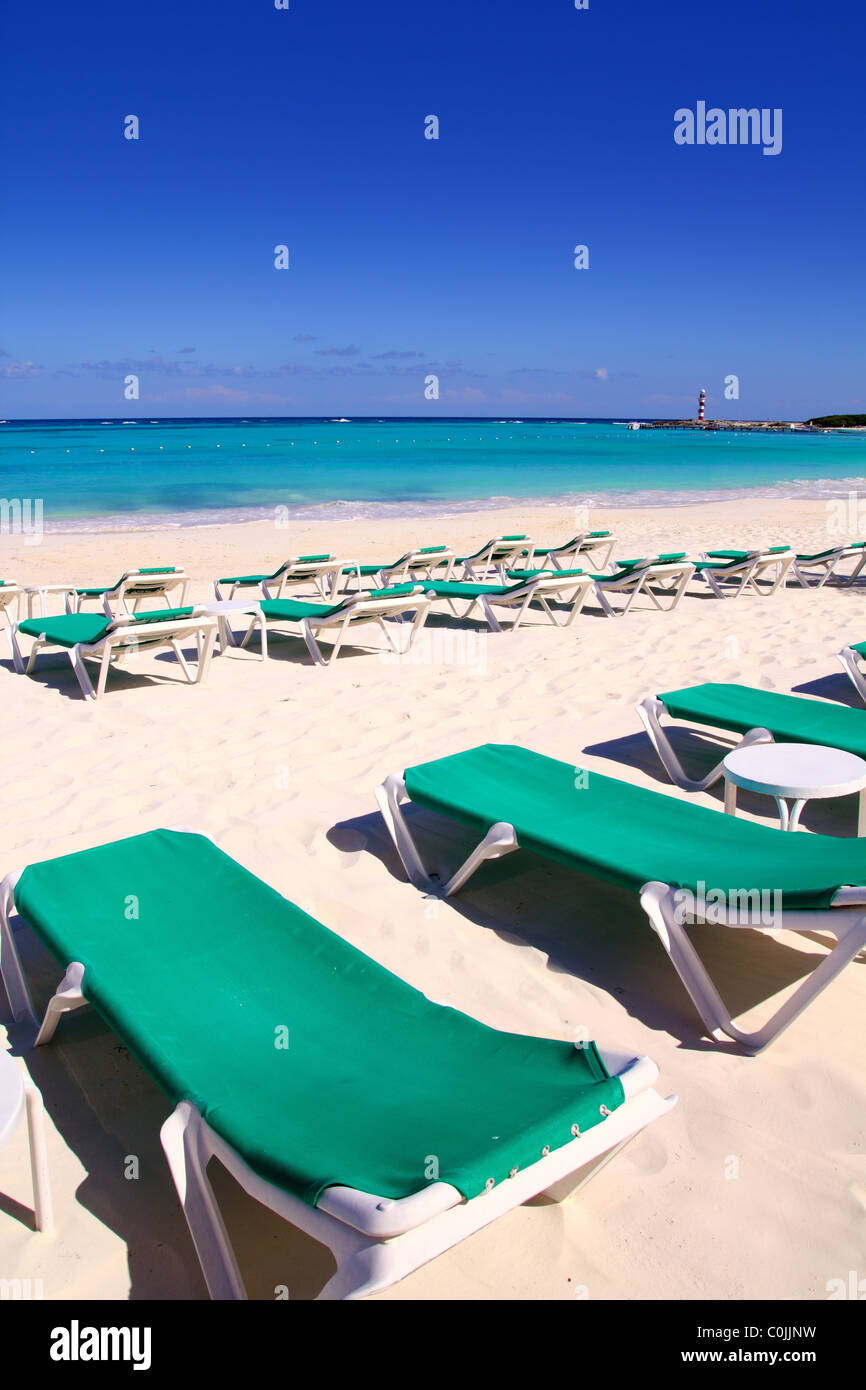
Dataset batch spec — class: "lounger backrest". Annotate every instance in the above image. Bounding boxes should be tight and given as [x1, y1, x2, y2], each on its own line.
[338, 584, 429, 616]
[104, 606, 212, 642]
[273, 554, 336, 577]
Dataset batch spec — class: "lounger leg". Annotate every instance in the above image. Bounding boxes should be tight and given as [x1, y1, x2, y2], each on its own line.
[10, 625, 26, 675]
[195, 627, 218, 685]
[402, 604, 430, 654]
[301, 619, 328, 667]
[70, 647, 97, 700]
[95, 647, 113, 700]
[477, 597, 504, 633]
[168, 639, 195, 682]
[23, 1078, 53, 1234]
[592, 585, 618, 617]
[0, 872, 35, 1024]
[636, 696, 774, 793]
[33, 961, 88, 1046]
[25, 638, 46, 676]
[374, 776, 436, 889]
[440, 823, 519, 897]
[619, 577, 646, 616]
[844, 553, 866, 586]
[160, 1102, 247, 1301]
[641, 882, 866, 1051]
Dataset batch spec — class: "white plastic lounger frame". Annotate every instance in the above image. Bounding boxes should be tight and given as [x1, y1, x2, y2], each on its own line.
[592, 560, 695, 617]
[341, 549, 457, 594]
[0, 839, 673, 1301]
[0, 1049, 53, 1235]
[0, 584, 23, 655]
[837, 645, 866, 705]
[214, 557, 342, 603]
[694, 549, 794, 598]
[243, 590, 433, 666]
[375, 773, 866, 1052]
[10, 610, 219, 700]
[67, 568, 192, 616]
[635, 694, 774, 793]
[791, 546, 866, 590]
[428, 574, 595, 633]
[459, 537, 535, 583]
[521, 533, 616, 571]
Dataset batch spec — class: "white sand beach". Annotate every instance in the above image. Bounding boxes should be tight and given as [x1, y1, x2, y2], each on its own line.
[1, 496, 865, 1301]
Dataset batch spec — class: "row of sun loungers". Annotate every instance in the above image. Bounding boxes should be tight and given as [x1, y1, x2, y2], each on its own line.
[3, 536, 866, 699]
[5, 662, 866, 1296]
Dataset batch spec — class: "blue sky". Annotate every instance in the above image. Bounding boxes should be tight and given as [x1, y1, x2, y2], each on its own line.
[1, 0, 864, 420]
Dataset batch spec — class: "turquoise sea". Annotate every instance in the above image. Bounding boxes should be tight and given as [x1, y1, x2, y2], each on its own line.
[2, 418, 865, 532]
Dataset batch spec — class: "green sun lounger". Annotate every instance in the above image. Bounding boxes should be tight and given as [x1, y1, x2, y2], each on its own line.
[0, 828, 672, 1300]
[638, 681, 866, 798]
[242, 585, 432, 664]
[340, 546, 455, 591]
[512, 531, 615, 570]
[11, 606, 219, 700]
[423, 572, 593, 631]
[692, 546, 794, 597]
[214, 554, 340, 601]
[455, 535, 532, 581]
[792, 542, 866, 589]
[376, 743, 866, 1051]
[67, 567, 190, 615]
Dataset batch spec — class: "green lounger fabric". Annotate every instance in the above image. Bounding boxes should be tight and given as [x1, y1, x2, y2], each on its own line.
[704, 547, 789, 560]
[403, 743, 866, 909]
[505, 568, 585, 580]
[18, 607, 198, 648]
[261, 584, 424, 622]
[342, 546, 450, 576]
[614, 553, 687, 570]
[219, 555, 334, 585]
[456, 536, 527, 563]
[18, 614, 113, 646]
[521, 532, 609, 559]
[850, 641, 866, 657]
[75, 567, 179, 597]
[658, 682, 866, 759]
[260, 599, 346, 622]
[693, 556, 754, 573]
[14, 828, 624, 1205]
[424, 580, 529, 600]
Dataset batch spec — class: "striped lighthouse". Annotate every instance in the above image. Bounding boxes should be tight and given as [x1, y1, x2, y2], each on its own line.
[698, 387, 706, 423]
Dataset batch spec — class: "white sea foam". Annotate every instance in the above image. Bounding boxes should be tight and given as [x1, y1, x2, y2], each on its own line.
[38, 474, 866, 534]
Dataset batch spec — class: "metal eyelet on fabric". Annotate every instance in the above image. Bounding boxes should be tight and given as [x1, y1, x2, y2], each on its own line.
[541, 1145, 550, 1157]
[484, 1177, 495, 1192]
[600, 1105, 611, 1117]
[571, 1123, 580, 1137]
[509, 1166, 518, 1178]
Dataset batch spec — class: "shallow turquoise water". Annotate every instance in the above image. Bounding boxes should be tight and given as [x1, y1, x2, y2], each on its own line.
[1, 418, 864, 531]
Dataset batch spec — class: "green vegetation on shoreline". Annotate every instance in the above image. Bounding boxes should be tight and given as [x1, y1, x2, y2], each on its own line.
[808, 414, 866, 428]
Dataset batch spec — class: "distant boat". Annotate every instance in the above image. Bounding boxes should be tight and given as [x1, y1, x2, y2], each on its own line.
[627, 421, 641, 430]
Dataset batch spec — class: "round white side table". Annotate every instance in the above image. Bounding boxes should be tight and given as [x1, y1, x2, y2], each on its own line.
[0, 1050, 53, 1233]
[722, 743, 866, 834]
[198, 600, 268, 659]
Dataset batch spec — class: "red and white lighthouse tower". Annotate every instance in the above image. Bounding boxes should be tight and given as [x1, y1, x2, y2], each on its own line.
[698, 388, 706, 422]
